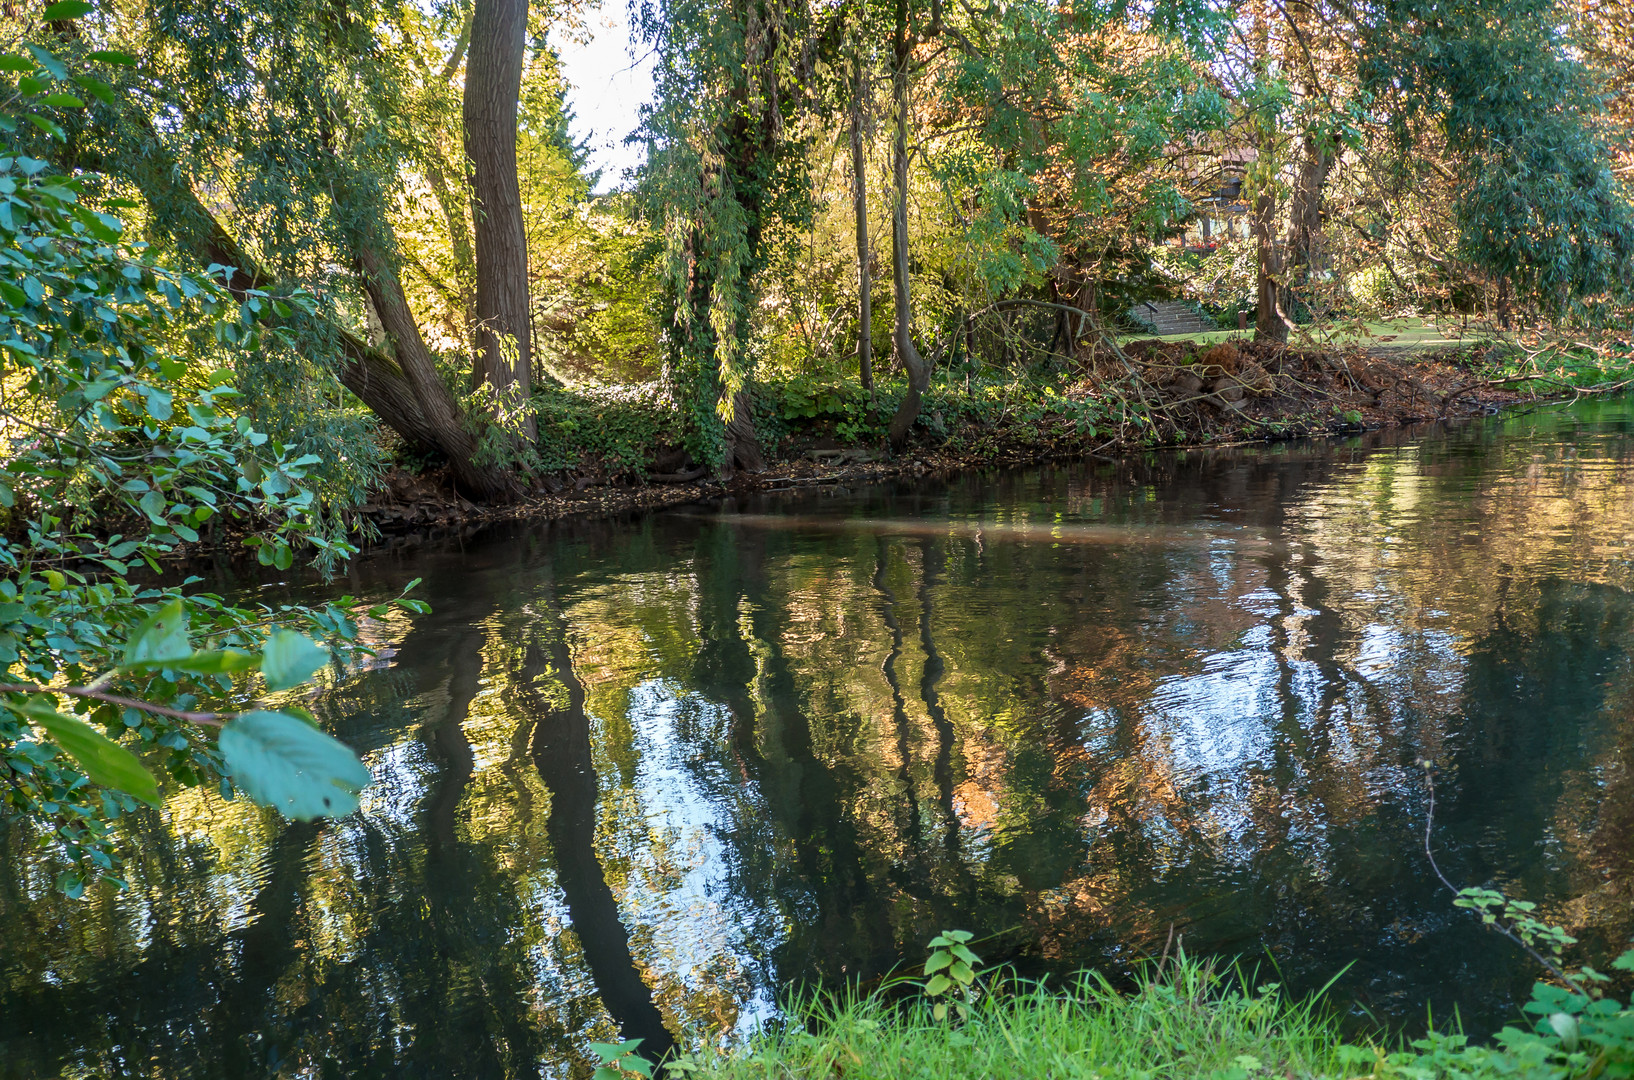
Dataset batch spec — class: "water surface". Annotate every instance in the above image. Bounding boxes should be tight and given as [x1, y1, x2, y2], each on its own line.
[4, 401, 1634, 1077]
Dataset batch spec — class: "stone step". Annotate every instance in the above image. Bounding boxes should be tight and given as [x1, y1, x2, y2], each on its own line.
[1131, 300, 1216, 336]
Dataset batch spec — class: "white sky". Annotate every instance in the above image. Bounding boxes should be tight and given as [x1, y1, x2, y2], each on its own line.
[552, 0, 657, 192]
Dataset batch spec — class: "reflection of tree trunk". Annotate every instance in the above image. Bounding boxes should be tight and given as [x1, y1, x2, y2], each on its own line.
[425, 624, 485, 852]
[218, 822, 320, 1076]
[851, 50, 874, 393]
[915, 539, 964, 870]
[522, 619, 675, 1064]
[691, 520, 896, 977]
[874, 538, 927, 883]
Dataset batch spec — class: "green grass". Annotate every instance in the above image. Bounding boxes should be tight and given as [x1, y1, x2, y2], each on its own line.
[1116, 316, 1497, 353]
[661, 953, 1634, 1080]
[685, 960, 1358, 1079]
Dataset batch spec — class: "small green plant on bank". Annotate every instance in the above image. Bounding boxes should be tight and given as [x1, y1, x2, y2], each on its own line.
[923, 929, 983, 1021]
[590, 1039, 654, 1080]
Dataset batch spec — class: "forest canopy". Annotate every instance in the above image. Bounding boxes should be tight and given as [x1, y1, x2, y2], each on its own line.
[4, 0, 1629, 488]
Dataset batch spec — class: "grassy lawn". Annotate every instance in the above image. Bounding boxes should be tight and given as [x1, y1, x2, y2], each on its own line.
[1117, 316, 1500, 355]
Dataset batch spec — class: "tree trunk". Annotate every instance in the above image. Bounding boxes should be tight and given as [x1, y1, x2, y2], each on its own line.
[1286, 127, 1335, 310]
[116, 115, 518, 500]
[724, 389, 767, 473]
[886, 1, 930, 448]
[353, 241, 519, 501]
[1252, 184, 1289, 344]
[851, 50, 874, 393]
[464, 0, 537, 443]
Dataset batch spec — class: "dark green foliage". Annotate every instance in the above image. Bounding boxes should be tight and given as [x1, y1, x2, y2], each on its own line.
[755, 367, 1110, 455]
[534, 383, 686, 474]
[632, 0, 815, 466]
[1363, 0, 1634, 314]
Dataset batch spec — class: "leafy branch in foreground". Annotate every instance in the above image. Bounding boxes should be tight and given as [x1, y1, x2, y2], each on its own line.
[0, 21, 420, 897]
[1421, 762, 1634, 1075]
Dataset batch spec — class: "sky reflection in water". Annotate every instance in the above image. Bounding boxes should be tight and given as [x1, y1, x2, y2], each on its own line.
[4, 401, 1634, 1078]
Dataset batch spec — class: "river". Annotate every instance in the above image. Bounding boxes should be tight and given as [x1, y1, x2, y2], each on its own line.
[4, 400, 1634, 1077]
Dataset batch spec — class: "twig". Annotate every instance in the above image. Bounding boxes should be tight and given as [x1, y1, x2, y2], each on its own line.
[0, 683, 227, 727]
[1422, 765, 1574, 985]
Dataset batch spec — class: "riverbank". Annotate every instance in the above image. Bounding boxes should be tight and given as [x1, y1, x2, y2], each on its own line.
[671, 954, 1631, 1080]
[354, 336, 1631, 541]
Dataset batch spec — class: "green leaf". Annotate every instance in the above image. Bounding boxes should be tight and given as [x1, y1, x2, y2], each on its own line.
[0, 55, 33, 73]
[924, 973, 953, 996]
[125, 648, 257, 675]
[43, 0, 95, 17]
[218, 711, 370, 820]
[590, 1041, 644, 1062]
[86, 49, 136, 66]
[40, 93, 84, 108]
[142, 388, 172, 422]
[19, 700, 160, 807]
[261, 630, 328, 691]
[138, 487, 167, 523]
[72, 74, 115, 104]
[25, 115, 66, 142]
[122, 598, 190, 665]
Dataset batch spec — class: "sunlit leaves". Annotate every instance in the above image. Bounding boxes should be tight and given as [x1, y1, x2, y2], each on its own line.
[0, 23, 391, 893]
[122, 598, 191, 665]
[590, 1040, 655, 1080]
[218, 711, 371, 821]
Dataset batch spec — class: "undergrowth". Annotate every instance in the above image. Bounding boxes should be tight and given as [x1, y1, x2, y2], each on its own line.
[502, 333, 1634, 482]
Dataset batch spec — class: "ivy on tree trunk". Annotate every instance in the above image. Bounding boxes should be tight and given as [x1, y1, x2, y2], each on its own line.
[465, 0, 538, 445]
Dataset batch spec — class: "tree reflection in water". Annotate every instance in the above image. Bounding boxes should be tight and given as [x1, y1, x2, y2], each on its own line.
[3, 404, 1634, 1076]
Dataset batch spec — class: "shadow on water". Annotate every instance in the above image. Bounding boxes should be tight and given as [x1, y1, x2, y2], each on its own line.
[519, 592, 676, 1067]
[4, 402, 1634, 1075]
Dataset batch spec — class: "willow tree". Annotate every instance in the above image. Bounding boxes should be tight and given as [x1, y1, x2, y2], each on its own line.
[50, 0, 567, 500]
[634, 0, 821, 472]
